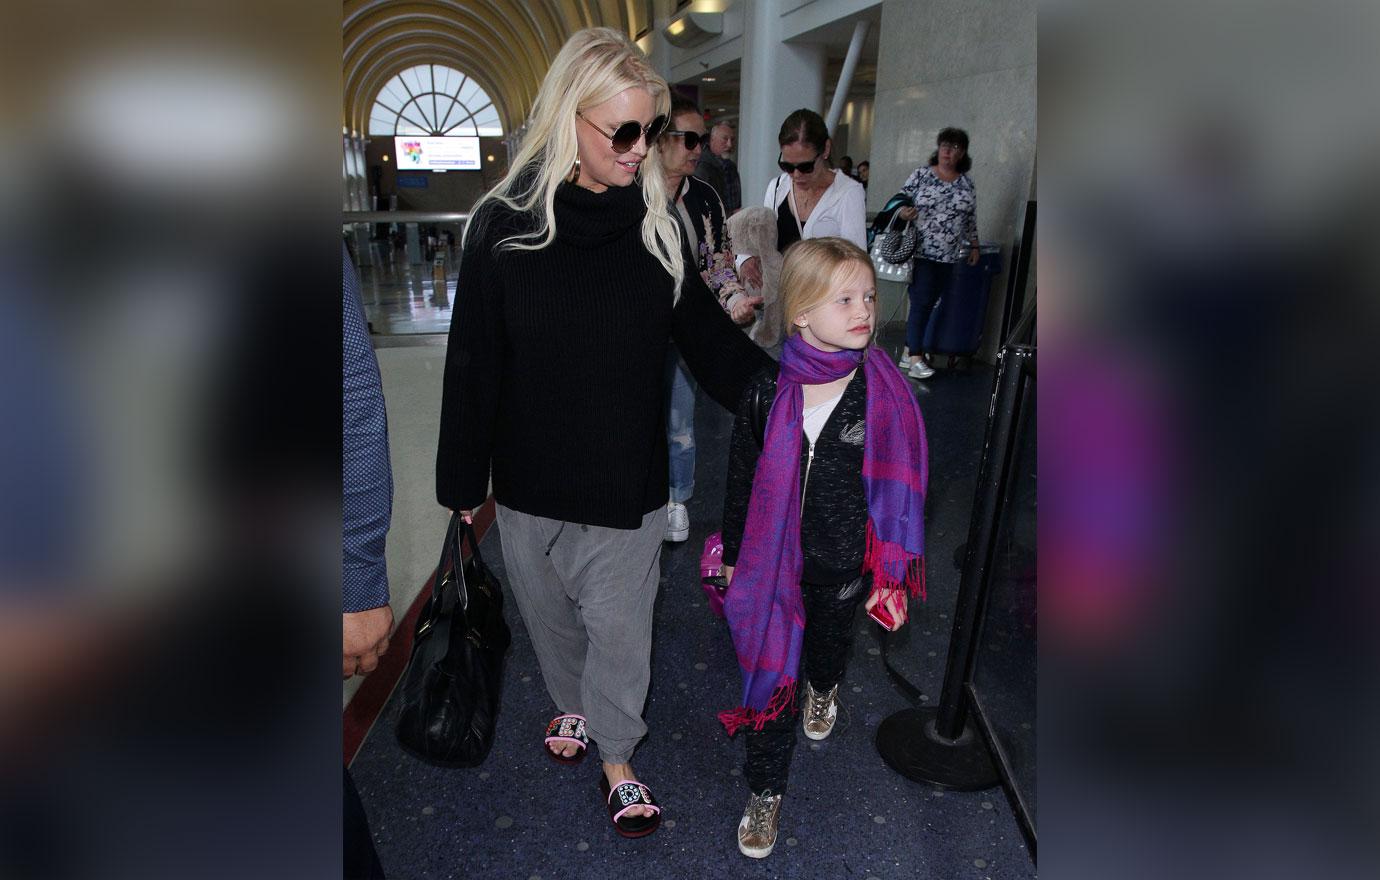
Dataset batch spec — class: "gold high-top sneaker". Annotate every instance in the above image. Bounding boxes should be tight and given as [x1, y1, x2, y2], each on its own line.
[737, 790, 783, 859]
[802, 681, 839, 740]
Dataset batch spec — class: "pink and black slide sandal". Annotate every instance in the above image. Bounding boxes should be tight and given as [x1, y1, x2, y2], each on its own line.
[543, 714, 589, 765]
[599, 776, 662, 839]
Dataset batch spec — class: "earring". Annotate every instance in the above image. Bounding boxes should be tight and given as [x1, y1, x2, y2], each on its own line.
[569, 157, 581, 182]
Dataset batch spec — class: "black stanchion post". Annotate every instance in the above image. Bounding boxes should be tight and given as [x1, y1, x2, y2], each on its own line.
[875, 345, 1030, 790]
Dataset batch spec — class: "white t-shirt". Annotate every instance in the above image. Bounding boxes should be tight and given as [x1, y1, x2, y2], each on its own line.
[802, 391, 845, 445]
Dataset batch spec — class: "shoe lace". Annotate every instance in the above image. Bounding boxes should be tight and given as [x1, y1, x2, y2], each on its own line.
[807, 685, 836, 724]
[747, 792, 779, 833]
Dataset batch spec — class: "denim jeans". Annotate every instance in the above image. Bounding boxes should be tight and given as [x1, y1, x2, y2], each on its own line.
[665, 346, 697, 504]
[905, 258, 956, 354]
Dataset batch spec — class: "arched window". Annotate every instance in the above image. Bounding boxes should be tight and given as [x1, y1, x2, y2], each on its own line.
[368, 65, 502, 137]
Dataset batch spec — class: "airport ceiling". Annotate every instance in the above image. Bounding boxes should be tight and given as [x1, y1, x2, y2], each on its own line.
[343, 0, 644, 138]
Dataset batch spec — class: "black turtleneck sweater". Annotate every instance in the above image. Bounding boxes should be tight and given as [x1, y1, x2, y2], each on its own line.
[437, 181, 773, 528]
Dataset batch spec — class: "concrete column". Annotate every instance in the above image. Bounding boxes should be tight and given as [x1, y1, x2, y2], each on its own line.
[825, 19, 869, 133]
[645, 0, 675, 83]
[739, 0, 826, 208]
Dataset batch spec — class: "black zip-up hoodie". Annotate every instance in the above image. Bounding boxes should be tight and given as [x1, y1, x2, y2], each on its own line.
[721, 363, 869, 585]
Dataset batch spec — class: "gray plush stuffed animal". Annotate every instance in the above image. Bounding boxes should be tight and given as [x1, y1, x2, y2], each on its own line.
[726, 206, 785, 350]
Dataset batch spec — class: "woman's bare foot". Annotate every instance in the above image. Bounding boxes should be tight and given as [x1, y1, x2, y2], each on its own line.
[549, 741, 580, 759]
[603, 761, 655, 818]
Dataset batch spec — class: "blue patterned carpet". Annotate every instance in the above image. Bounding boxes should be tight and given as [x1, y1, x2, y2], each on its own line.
[350, 339, 1036, 880]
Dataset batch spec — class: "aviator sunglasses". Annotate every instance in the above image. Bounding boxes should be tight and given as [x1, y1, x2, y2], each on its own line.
[778, 152, 821, 175]
[663, 129, 706, 150]
[578, 112, 669, 153]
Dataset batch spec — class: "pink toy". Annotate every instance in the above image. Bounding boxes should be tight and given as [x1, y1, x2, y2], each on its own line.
[700, 531, 728, 618]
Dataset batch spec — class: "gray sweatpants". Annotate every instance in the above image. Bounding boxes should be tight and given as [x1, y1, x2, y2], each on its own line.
[495, 503, 666, 765]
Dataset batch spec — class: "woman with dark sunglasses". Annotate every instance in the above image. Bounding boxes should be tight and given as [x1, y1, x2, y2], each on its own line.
[737, 109, 867, 298]
[658, 94, 762, 544]
[437, 28, 771, 841]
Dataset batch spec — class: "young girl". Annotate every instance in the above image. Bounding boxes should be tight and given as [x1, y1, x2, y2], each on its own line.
[717, 237, 928, 859]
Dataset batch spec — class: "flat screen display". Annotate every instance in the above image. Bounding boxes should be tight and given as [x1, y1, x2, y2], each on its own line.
[393, 136, 481, 171]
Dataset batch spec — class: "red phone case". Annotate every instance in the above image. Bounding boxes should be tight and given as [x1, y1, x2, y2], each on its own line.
[868, 602, 894, 629]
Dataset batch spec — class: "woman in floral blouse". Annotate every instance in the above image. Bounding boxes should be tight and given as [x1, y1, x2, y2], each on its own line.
[896, 127, 980, 380]
[659, 93, 761, 542]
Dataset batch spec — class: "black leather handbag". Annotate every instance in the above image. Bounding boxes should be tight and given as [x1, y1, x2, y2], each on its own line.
[395, 513, 511, 767]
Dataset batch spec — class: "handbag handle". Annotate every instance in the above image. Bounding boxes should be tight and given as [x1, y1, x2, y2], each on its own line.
[422, 512, 493, 632]
[456, 516, 487, 573]
[449, 513, 494, 614]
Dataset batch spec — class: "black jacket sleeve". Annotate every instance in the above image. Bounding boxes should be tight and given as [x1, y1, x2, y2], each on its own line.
[721, 368, 777, 567]
[671, 241, 774, 412]
[436, 208, 505, 511]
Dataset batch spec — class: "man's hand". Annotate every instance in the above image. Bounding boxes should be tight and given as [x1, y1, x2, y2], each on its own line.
[897, 206, 918, 221]
[740, 256, 763, 290]
[967, 246, 980, 266]
[343, 605, 394, 678]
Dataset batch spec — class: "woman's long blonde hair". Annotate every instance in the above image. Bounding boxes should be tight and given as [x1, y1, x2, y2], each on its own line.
[465, 27, 685, 298]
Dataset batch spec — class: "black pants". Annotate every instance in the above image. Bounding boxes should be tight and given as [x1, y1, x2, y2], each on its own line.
[744, 576, 868, 795]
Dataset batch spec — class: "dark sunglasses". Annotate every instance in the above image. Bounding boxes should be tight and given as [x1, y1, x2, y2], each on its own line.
[778, 152, 820, 175]
[578, 112, 669, 153]
[663, 129, 706, 150]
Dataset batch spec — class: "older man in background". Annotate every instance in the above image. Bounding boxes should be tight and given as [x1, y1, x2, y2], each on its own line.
[694, 120, 742, 214]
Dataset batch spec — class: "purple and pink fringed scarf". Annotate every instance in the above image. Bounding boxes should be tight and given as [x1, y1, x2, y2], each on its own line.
[718, 334, 928, 736]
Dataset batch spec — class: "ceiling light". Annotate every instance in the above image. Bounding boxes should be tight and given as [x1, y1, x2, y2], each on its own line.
[486, 154, 495, 162]
[702, 76, 716, 82]
[382, 155, 389, 162]
[664, 10, 723, 47]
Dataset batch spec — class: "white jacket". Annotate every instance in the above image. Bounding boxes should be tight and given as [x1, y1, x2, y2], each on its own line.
[745, 169, 868, 255]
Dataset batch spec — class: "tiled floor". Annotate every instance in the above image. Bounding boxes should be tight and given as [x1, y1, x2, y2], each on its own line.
[354, 242, 457, 337]
[349, 325, 1037, 879]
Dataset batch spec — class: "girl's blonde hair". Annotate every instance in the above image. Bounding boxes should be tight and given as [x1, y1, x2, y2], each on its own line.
[780, 237, 876, 336]
[464, 27, 685, 298]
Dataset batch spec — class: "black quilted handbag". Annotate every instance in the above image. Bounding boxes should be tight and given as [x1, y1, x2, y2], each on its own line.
[879, 215, 919, 264]
[870, 212, 918, 283]
[395, 513, 511, 767]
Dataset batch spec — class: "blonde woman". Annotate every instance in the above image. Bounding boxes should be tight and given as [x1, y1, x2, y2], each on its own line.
[437, 27, 770, 839]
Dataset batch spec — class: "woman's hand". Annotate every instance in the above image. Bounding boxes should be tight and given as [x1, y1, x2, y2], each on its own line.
[447, 507, 474, 525]
[897, 206, 918, 222]
[967, 246, 980, 266]
[730, 295, 763, 325]
[865, 589, 909, 631]
[740, 256, 763, 290]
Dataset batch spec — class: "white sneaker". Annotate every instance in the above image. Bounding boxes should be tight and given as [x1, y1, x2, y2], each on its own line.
[665, 502, 689, 542]
[896, 347, 911, 369]
[908, 359, 935, 379]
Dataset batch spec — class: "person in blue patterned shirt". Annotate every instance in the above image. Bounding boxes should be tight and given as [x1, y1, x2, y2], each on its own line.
[342, 245, 392, 879]
[895, 127, 980, 380]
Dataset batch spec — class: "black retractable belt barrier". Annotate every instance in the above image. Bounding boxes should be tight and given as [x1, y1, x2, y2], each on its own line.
[876, 304, 1037, 819]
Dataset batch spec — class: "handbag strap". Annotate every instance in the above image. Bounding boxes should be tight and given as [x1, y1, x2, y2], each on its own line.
[450, 514, 491, 614]
[458, 517, 486, 572]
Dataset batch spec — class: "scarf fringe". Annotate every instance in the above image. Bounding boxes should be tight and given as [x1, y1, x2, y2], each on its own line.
[865, 519, 927, 601]
[717, 678, 797, 737]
